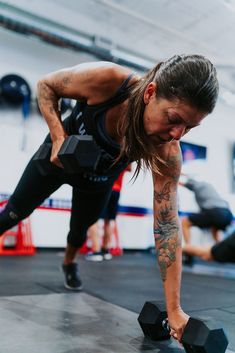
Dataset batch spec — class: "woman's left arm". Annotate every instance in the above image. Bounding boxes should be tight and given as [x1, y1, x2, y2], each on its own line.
[152, 141, 189, 341]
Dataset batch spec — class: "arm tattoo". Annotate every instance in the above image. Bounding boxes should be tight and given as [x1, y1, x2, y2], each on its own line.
[38, 82, 59, 115]
[54, 75, 72, 92]
[62, 76, 72, 86]
[38, 75, 72, 114]
[154, 183, 181, 282]
[154, 181, 171, 203]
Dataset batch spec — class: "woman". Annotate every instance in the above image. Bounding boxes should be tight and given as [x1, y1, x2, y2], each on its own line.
[0, 54, 219, 341]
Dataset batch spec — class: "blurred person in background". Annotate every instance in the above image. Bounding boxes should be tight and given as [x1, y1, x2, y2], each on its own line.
[86, 165, 131, 261]
[180, 174, 233, 265]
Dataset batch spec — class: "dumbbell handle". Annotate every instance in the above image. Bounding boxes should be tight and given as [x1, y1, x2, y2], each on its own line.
[162, 318, 171, 333]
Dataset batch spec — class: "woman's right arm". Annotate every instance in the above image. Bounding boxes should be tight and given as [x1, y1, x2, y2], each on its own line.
[37, 62, 129, 166]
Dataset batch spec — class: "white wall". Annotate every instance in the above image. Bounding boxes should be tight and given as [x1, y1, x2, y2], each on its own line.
[1, 27, 235, 249]
[0, 27, 97, 97]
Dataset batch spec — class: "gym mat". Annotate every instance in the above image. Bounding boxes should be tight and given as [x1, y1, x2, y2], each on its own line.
[0, 292, 234, 353]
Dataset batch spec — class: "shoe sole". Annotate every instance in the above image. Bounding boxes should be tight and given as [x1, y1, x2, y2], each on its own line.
[103, 256, 113, 260]
[64, 282, 83, 291]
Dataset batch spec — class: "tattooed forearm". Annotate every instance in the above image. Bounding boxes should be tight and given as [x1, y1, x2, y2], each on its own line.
[154, 204, 181, 281]
[38, 81, 60, 115]
[153, 143, 182, 281]
[154, 205, 179, 237]
[38, 74, 72, 113]
[155, 232, 181, 282]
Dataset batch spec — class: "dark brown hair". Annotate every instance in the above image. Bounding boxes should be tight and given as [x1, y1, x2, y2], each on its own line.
[119, 54, 219, 177]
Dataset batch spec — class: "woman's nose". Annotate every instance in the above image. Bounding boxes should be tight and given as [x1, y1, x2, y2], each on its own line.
[169, 125, 185, 140]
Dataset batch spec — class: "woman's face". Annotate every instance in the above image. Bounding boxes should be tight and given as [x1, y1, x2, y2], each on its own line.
[143, 82, 207, 145]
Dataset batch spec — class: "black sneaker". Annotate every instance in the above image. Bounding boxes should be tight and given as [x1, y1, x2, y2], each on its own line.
[62, 263, 83, 291]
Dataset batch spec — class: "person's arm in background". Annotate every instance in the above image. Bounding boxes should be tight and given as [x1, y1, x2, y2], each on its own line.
[178, 173, 193, 188]
[152, 141, 189, 341]
[179, 175, 197, 191]
[183, 243, 213, 261]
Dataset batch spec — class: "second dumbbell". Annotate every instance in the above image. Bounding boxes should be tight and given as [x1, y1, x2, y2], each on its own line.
[33, 135, 101, 176]
[138, 301, 228, 353]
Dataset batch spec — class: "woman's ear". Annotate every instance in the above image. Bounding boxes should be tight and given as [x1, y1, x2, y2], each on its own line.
[143, 82, 157, 104]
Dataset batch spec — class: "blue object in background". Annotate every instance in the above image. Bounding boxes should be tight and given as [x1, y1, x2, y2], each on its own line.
[0, 74, 31, 106]
[180, 141, 207, 162]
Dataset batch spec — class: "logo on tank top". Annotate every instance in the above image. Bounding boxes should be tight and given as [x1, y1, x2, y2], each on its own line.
[83, 172, 108, 182]
[78, 122, 86, 135]
[77, 112, 82, 120]
[76, 111, 87, 135]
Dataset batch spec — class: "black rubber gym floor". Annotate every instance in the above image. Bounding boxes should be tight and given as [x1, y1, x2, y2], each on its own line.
[0, 250, 234, 352]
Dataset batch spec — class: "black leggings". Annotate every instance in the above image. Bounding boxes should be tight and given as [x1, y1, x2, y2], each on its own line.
[211, 232, 235, 263]
[0, 158, 113, 248]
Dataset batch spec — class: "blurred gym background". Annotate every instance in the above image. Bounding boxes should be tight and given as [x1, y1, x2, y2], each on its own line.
[1, 2, 235, 352]
[1, 0, 235, 250]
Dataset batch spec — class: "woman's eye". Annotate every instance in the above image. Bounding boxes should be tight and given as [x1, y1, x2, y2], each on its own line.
[167, 115, 174, 123]
[168, 116, 179, 124]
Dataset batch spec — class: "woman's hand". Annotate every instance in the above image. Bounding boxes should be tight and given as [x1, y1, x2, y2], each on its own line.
[168, 307, 190, 342]
[51, 136, 67, 168]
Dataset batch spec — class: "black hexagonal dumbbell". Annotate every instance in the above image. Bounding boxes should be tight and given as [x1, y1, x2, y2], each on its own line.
[138, 301, 171, 341]
[33, 142, 53, 176]
[58, 135, 101, 173]
[181, 317, 228, 353]
[138, 301, 228, 353]
[33, 135, 101, 175]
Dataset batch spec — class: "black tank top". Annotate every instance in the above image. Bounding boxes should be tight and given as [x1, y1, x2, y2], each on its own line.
[62, 74, 134, 180]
